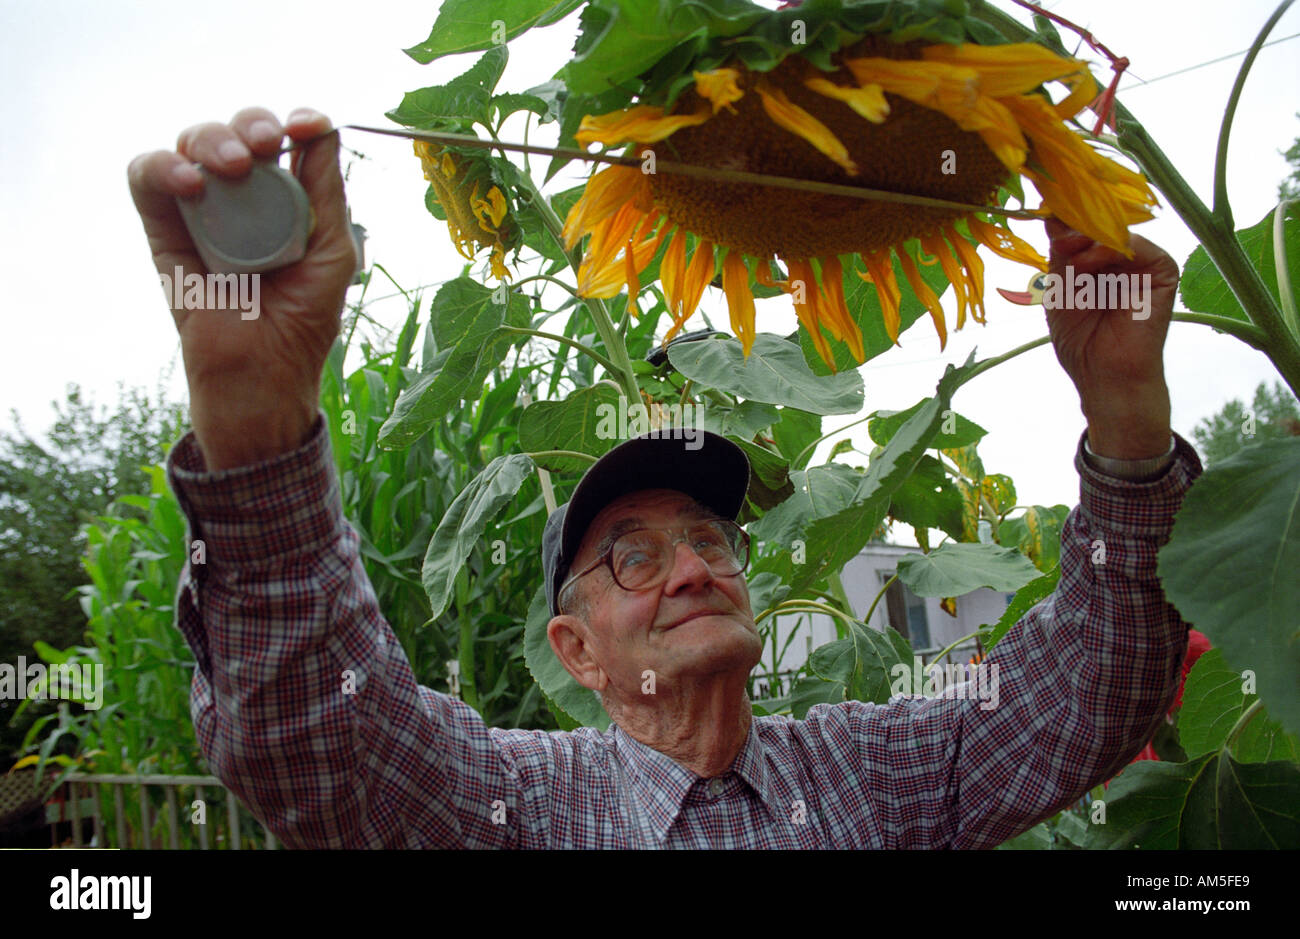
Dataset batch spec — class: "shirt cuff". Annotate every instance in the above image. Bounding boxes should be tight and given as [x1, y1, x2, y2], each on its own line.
[1074, 429, 1203, 537]
[166, 412, 343, 567]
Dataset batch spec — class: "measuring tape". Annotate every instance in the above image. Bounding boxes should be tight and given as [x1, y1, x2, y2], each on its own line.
[173, 123, 1042, 276]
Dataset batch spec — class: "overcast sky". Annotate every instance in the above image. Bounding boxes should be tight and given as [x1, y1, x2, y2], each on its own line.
[2, 0, 1297, 518]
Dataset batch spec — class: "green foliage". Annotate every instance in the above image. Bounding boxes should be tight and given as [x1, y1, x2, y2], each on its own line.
[0, 384, 184, 768]
[558, 0, 1003, 101]
[1279, 119, 1300, 202]
[666, 333, 864, 415]
[1189, 379, 1299, 465]
[388, 46, 511, 131]
[895, 542, 1040, 597]
[378, 276, 531, 449]
[1179, 649, 1299, 764]
[1180, 203, 1300, 324]
[403, 0, 584, 65]
[1158, 437, 1300, 739]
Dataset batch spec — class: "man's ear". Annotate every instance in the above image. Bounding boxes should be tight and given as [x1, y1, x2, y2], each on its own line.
[547, 615, 608, 694]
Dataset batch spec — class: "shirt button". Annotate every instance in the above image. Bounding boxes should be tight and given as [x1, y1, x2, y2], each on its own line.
[709, 779, 723, 796]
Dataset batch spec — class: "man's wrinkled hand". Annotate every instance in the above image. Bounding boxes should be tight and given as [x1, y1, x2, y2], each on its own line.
[127, 107, 356, 470]
[1042, 218, 1179, 460]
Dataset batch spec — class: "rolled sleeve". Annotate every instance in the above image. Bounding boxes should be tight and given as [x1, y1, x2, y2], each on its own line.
[812, 431, 1203, 849]
[166, 415, 540, 848]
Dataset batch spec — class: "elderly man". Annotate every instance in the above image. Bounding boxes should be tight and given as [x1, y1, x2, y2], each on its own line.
[128, 108, 1199, 849]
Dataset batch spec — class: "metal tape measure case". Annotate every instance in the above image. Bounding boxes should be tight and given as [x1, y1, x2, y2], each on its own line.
[175, 161, 314, 275]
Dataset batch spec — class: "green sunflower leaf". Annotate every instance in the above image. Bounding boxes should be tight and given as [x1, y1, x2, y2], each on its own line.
[560, 0, 770, 96]
[387, 46, 510, 131]
[1180, 202, 1300, 324]
[895, 542, 1040, 598]
[423, 453, 536, 621]
[517, 384, 623, 474]
[404, 0, 584, 64]
[1178, 647, 1300, 764]
[982, 564, 1060, 651]
[1157, 436, 1300, 739]
[524, 583, 612, 730]
[666, 333, 864, 415]
[868, 402, 987, 449]
[807, 619, 913, 706]
[379, 277, 530, 448]
[1083, 752, 1300, 849]
[997, 504, 1070, 572]
[757, 352, 977, 597]
[749, 462, 862, 548]
[884, 453, 965, 539]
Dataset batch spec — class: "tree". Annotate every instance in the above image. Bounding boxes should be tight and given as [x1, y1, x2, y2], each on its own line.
[0, 382, 186, 765]
[1189, 380, 1300, 465]
[1280, 117, 1300, 201]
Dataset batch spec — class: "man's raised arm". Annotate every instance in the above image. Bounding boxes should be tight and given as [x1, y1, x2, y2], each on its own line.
[128, 108, 548, 848]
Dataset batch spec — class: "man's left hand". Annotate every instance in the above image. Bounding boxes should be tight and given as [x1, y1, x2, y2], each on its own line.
[1042, 218, 1180, 459]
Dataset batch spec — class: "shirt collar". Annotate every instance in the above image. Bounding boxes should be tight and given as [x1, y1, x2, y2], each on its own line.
[610, 716, 779, 845]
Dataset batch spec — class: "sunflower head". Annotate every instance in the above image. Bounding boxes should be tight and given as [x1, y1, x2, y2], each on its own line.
[560, 2, 1158, 369]
[415, 141, 520, 281]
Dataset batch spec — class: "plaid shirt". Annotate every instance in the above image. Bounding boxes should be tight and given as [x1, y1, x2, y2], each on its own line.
[167, 416, 1201, 849]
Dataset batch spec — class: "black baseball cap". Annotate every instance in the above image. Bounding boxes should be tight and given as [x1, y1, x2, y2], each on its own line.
[542, 431, 750, 616]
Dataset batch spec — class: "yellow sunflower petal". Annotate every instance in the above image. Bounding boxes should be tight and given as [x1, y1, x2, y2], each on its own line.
[483, 186, 507, 227]
[579, 201, 645, 292]
[1053, 70, 1100, 120]
[694, 68, 745, 114]
[1001, 94, 1156, 255]
[804, 76, 890, 123]
[441, 151, 457, 179]
[920, 43, 1093, 98]
[755, 82, 858, 176]
[722, 249, 757, 357]
[818, 255, 865, 362]
[859, 249, 902, 346]
[661, 229, 688, 318]
[922, 232, 972, 330]
[897, 249, 947, 351]
[562, 166, 645, 250]
[681, 239, 716, 318]
[788, 259, 835, 372]
[490, 245, 510, 281]
[625, 241, 641, 319]
[848, 56, 1027, 171]
[945, 227, 987, 324]
[966, 217, 1048, 271]
[665, 239, 716, 344]
[755, 257, 782, 289]
[576, 104, 710, 147]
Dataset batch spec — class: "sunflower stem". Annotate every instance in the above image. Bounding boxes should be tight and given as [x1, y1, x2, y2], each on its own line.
[1224, 698, 1266, 750]
[1117, 109, 1300, 396]
[496, 326, 623, 377]
[1274, 199, 1299, 338]
[525, 449, 600, 465]
[1212, 0, 1295, 229]
[958, 335, 1053, 385]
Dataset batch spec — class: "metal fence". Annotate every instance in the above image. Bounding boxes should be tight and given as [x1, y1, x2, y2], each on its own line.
[35, 772, 277, 849]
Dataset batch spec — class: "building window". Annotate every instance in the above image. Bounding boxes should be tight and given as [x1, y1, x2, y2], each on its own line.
[880, 569, 931, 650]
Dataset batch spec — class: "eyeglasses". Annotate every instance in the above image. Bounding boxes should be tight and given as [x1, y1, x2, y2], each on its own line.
[558, 519, 750, 604]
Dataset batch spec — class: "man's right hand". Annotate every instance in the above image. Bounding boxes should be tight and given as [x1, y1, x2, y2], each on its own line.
[128, 107, 356, 470]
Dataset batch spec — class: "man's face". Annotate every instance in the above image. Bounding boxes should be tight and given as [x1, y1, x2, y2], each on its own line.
[554, 488, 762, 701]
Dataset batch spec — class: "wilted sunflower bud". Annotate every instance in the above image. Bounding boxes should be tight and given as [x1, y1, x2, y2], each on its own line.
[415, 141, 520, 281]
